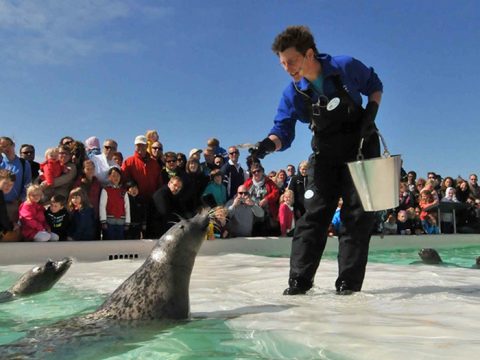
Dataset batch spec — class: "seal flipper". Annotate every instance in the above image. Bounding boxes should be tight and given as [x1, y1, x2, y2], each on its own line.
[0, 291, 14, 303]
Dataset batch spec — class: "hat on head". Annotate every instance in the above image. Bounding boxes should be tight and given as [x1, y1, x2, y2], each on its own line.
[189, 148, 202, 158]
[134, 135, 147, 145]
[84, 136, 100, 150]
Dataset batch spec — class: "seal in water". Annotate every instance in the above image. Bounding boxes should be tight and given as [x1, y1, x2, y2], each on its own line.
[91, 211, 210, 320]
[418, 248, 443, 265]
[0, 257, 73, 303]
[0, 212, 210, 358]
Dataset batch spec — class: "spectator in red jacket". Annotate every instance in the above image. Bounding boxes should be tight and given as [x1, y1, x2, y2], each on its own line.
[244, 162, 279, 235]
[122, 135, 162, 238]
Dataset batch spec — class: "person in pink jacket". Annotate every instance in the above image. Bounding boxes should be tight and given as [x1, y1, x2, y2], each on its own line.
[19, 185, 59, 242]
[279, 189, 295, 236]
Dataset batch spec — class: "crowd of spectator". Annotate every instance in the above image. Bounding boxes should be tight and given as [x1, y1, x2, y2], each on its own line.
[1, 133, 480, 242]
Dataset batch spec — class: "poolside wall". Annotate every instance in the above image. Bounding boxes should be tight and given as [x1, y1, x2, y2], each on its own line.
[1, 235, 479, 265]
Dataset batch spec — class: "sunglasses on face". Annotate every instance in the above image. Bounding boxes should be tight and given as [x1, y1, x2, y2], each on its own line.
[166, 159, 176, 163]
[152, 147, 163, 151]
[238, 191, 248, 195]
[104, 145, 114, 150]
[229, 151, 239, 155]
[251, 170, 261, 175]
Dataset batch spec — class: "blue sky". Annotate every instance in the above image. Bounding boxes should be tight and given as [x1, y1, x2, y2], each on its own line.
[1, 0, 479, 179]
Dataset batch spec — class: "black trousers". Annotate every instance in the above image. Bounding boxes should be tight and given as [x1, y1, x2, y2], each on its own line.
[289, 134, 379, 291]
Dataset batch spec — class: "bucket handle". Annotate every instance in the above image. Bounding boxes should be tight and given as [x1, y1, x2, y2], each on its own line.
[357, 131, 390, 161]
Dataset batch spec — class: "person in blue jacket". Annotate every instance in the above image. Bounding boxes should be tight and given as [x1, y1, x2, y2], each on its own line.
[250, 25, 383, 295]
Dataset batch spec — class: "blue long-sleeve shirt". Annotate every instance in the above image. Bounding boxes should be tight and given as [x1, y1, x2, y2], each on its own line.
[0, 156, 32, 202]
[269, 53, 383, 151]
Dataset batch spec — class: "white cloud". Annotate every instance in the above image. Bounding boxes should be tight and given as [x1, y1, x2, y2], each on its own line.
[0, 0, 170, 65]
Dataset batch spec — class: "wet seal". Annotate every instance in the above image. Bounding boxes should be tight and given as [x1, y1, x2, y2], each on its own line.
[0, 258, 72, 303]
[0, 212, 211, 358]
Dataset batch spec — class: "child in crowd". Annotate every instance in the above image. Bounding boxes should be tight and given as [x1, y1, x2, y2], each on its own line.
[40, 147, 65, 186]
[67, 187, 95, 240]
[383, 211, 398, 235]
[0, 169, 21, 241]
[406, 207, 425, 235]
[99, 167, 130, 240]
[202, 169, 227, 207]
[74, 159, 102, 238]
[145, 130, 159, 156]
[396, 210, 412, 235]
[278, 189, 295, 236]
[419, 189, 439, 234]
[45, 194, 70, 241]
[19, 185, 59, 242]
[112, 152, 124, 167]
[125, 180, 145, 240]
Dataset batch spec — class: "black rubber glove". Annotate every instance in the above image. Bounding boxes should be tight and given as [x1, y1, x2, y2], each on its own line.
[248, 137, 276, 160]
[360, 101, 379, 139]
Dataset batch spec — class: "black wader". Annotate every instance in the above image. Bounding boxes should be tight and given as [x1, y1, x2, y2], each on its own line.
[288, 75, 380, 292]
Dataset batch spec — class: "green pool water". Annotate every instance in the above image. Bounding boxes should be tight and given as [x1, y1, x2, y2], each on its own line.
[1, 245, 478, 359]
[0, 274, 342, 359]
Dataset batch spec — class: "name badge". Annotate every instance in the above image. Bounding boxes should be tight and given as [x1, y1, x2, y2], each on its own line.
[326, 97, 340, 111]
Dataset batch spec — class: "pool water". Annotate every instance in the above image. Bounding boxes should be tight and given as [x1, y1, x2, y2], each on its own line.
[330, 245, 480, 267]
[1, 248, 479, 359]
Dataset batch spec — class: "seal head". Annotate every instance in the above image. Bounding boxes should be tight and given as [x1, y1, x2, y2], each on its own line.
[94, 212, 210, 320]
[0, 257, 73, 303]
[418, 248, 443, 265]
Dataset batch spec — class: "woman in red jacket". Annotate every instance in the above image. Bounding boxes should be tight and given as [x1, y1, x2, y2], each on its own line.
[243, 162, 280, 236]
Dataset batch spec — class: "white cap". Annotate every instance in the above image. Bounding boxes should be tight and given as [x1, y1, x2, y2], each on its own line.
[134, 135, 147, 145]
[189, 148, 202, 158]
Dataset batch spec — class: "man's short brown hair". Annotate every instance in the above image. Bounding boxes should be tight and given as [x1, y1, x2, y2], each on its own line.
[271, 25, 318, 56]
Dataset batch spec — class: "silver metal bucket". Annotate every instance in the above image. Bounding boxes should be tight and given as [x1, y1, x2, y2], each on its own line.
[347, 132, 401, 212]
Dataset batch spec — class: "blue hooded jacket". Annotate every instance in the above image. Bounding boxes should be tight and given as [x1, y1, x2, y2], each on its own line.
[269, 53, 383, 151]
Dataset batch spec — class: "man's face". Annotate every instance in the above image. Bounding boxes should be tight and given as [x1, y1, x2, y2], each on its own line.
[135, 144, 147, 157]
[469, 175, 478, 186]
[287, 166, 295, 177]
[279, 47, 308, 82]
[20, 146, 35, 161]
[204, 150, 214, 163]
[237, 186, 249, 201]
[228, 147, 239, 163]
[168, 179, 182, 195]
[103, 141, 117, 159]
[0, 139, 15, 157]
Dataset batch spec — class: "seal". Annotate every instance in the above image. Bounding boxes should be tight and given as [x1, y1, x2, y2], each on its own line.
[472, 256, 480, 269]
[91, 211, 210, 320]
[0, 212, 210, 358]
[417, 248, 443, 265]
[0, 257, 72, 303]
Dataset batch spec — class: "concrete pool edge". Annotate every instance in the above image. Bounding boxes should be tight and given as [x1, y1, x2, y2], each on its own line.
[1, 234, 479, 265]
